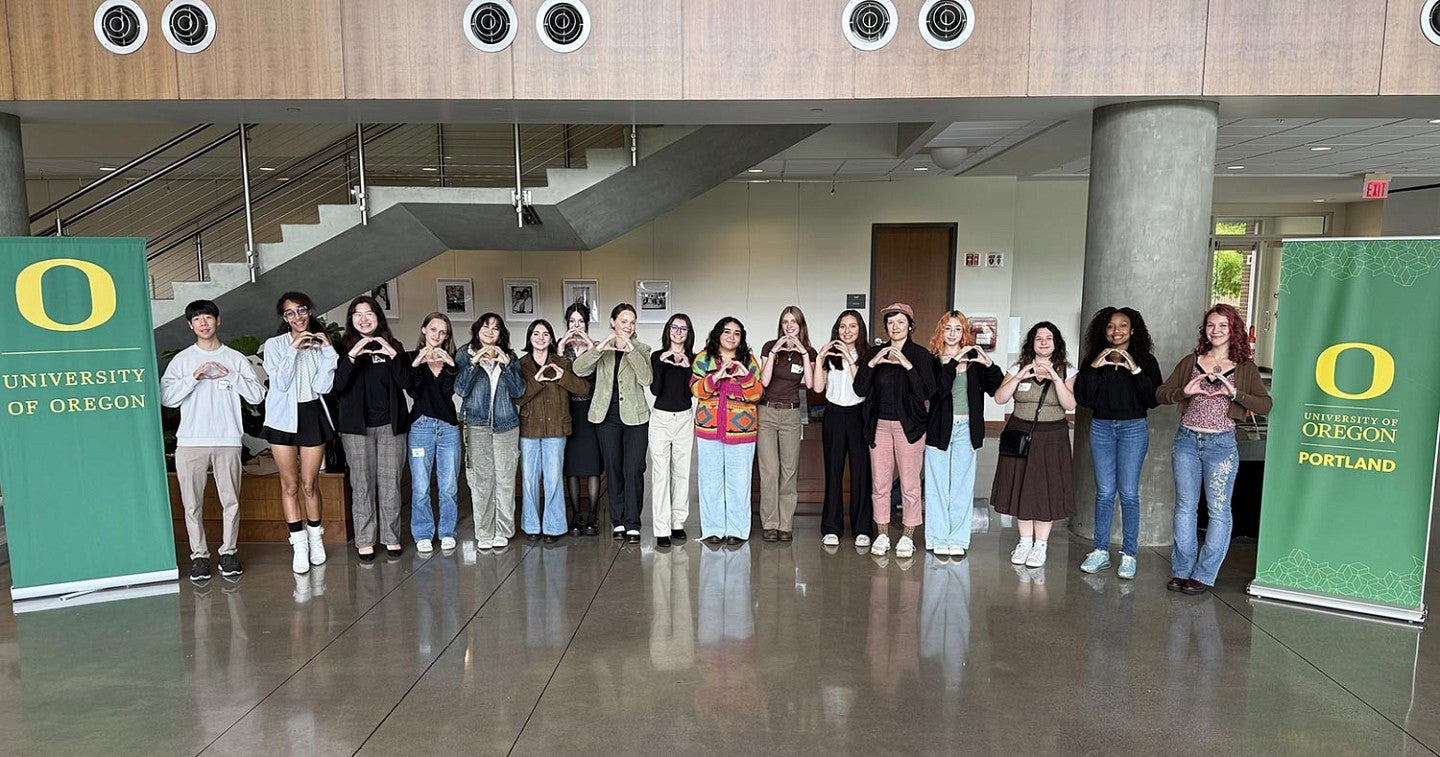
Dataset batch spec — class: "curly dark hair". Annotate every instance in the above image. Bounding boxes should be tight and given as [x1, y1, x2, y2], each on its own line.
[702, 317, 753, 367]
[274, 291, 319, 335]
[1018, 321, 1070, 378]
[824, 309, 871, 370]
[1193, 303, 1254, 365]
[1080, 306, 1154, 366]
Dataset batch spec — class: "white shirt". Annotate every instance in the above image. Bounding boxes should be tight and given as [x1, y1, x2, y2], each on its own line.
[161, 343, 267, 447]
[824, 363, 863, 407]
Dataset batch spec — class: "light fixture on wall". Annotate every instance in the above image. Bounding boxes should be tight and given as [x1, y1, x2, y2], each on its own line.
[927, 146, 969, 170]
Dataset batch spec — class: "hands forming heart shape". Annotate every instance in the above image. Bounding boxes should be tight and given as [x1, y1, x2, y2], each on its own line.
[535, 362, 564, 382]
[662, 352, 688, 367]
[194, 361, 230, 380]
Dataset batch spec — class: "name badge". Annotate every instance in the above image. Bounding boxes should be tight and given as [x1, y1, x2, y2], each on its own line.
[1019, 382, 1032, 392]
[789, 363, 804, 375]
[216, 379, 233, 392]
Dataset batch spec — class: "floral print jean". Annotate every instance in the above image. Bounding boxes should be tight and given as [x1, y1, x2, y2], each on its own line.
[1171, 426, 1239, 586]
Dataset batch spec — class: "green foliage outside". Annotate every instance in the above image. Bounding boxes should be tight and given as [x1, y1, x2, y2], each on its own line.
[1214, 220, 1251, 236]
[1213, 250, 1244, 299]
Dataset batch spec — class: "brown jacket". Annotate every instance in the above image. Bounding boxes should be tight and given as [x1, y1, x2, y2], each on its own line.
[517, 353, 590, 438]
[1156, 353, 1273, 420]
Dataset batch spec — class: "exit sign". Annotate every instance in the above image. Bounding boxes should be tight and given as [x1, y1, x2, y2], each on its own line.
[1364, 173, 1391, 199]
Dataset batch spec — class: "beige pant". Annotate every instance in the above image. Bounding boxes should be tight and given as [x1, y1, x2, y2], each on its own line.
[756, 405, 802, 531]
[175, 446, 243, 559]
[466, 425, 519, 541]
[648, 407, 695, 536]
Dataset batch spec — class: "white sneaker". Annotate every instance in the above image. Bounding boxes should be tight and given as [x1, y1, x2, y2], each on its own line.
[288, 531, 310, 574]
[935, 545, 952, 556]
[1024, 540, 1048, 568]
[855, 534, 872, 548]
[305, 524, 327, 566]
[1010, 539, 1033, 565]
[491, 537, 508, 549]
[870, 533, 891, 556]
[895, 536, 915, 558]
[822, 534, 840, 547]
[440, 536, 457, 550]
[1118, 554, 1137, 580]
[953, 545, 966, 557]
[416, 539, 434, 553]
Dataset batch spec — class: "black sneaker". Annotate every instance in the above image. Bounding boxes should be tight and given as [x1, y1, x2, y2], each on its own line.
[219, 554, 244, 577]
[655, 536, 672, 549]
[671, 529, 688, 541]
[189, 557, 212, 581]
[612, 525, 626, 540]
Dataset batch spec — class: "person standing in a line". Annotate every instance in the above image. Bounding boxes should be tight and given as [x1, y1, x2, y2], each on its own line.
[756, 307, 816, 543]
[649, 313, 697, 549]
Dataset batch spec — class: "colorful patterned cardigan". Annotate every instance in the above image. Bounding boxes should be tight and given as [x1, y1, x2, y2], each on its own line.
[690, 351, 764, 444]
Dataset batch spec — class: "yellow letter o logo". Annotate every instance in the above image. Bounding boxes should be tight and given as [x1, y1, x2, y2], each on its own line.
[1315, 343, 1394, 401]
[15, 259, 118, 332]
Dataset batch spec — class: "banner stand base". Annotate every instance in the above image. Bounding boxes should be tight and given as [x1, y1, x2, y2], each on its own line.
[10, 568, 178, 607]
[1247, 581, 1426, 625]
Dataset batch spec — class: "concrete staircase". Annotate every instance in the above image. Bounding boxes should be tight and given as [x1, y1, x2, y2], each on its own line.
[152, 124, 824, 348]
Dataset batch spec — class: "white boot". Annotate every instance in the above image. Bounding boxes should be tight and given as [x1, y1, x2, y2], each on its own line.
[306, 524, 327, 566]
[289, 530, 310, 574]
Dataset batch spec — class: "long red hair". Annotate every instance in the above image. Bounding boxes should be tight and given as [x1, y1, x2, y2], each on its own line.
[1193, 303, 1253, 365]
[928, 310, 973, 356]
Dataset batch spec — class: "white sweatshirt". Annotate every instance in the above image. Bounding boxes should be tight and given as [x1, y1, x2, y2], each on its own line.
[161, 343, 267, 447]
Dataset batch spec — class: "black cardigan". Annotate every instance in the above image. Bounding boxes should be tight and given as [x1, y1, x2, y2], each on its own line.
[331, 347, 411, 436]
[853, 338, 937, 446]
[926, 358, 1003, 451]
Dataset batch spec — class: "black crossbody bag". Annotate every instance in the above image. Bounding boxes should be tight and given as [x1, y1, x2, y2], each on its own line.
[998, 381, 1051, 458]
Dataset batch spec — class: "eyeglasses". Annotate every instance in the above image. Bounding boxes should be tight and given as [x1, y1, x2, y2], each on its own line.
[283, 306, 310, 319]
[669, 324, 689, 332]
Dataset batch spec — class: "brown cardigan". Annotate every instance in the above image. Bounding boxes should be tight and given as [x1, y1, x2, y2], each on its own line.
[1156, 353, 1273, 420]
[516, 353, 591, 438]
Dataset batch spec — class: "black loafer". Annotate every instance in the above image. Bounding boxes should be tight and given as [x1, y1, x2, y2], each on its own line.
[1181, 579, 1210, 596]
[656, 536, 672, 548]
[1166, 577, 1186, 592]
[671, 529, 688, 541]
[543, 534, 560, 544]
[569, 524, 583, 537]
[357, 550, 376, 563]
[524, 533, 540, 542]
[702, 536, 724, 544]
[612, 526, 626, 540]
[584, 523, 599, 536]
[725, 536, 744, 545]
[626, 532, 641, 544]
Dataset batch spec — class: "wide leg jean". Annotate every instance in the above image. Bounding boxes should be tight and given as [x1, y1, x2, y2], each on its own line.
[1090, 417, 1150, 557]
[408, 416, 460, 541]
[1171, 427, 1239, 585]
[923, 417, 977, 550]
[697, 437, 755, 540]
[520, 436, 567, 536]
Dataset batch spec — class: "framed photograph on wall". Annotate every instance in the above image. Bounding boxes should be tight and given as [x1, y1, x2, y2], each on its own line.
[436, 278, 474, 321]
[562, 279, 600, 322]
[636, 279, 671, 323]
[370, 278, 399, 319]
[504, 278, 540, 320]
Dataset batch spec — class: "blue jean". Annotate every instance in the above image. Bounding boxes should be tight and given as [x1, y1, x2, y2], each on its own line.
[1171, 427, 1239, 585]
[1090, 418, 1150, 557]
[697, 437, 755, 539]
[520, 436, 567, 536]
[923, 418, 977, 549]
[408, 415, 460, 541]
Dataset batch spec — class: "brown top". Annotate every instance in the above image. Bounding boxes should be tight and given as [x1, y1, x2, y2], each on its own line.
[1157, 353, 1273, 420]
[516, 353, 590, 438]
[760, 339, 815, 405]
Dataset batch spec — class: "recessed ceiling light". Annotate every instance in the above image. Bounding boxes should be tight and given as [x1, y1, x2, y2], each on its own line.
[99, 167, 115, 172]
[258, 166, 275, 171]
[912, 167, 929, 171]
[747, 168, 764, 173]
[422, 167, 438, 172]
[1429, 119, 1440, 124]
[809, 108, 824, 113]
[1309, 146, 1332, 152]
[1226, 165, 1245, 170]
[1313, 199, 1327, 202]
[275, 177, 289, 182]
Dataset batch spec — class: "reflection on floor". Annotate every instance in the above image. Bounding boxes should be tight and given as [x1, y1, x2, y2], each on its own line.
[0, 508, 1438, 754]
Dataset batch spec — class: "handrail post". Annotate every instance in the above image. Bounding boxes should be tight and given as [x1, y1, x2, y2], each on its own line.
[630, 124, 638, 167]
[356, 124, 369, 226]
[437, 123, 447, 187]
[55, 210, 64, 237]
[513, 124, 524, 229]
[238, 123, 257, 283]
[194, 231, 205, 281]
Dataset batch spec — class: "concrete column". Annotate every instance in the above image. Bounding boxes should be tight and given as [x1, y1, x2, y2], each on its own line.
[0, 113, 26, 236]
[1070, 100, 1218, 551]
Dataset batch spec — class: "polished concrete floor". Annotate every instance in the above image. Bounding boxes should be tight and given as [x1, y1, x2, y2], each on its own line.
[1, 496, 1438, 755]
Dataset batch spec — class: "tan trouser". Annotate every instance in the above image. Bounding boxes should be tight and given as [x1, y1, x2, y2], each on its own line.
[175, 446, 243, 559]
[756, 405, 802, 531]
[649, 407, 695, 536]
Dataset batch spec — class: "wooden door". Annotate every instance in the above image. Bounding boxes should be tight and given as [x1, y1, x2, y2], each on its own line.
[870, 225, 957, 342]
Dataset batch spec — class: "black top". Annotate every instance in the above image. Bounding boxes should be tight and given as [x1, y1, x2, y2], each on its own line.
[405, 352, 459, 426]
[332, 347, 410, 436]
[609, 351, 622, 413]
[926, 358, 1004, 451]
[650, 351, 694, 413]
[853, 339, 938, 446]
[1074, 352, 1163, 420]
[871, 365, 907, 420]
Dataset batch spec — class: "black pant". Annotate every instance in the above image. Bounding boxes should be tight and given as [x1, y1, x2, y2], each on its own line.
[596, 409, 648, 531]
[821, 404, 873, 538]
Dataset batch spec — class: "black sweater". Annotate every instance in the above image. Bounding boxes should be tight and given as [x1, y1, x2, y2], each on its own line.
[926, 359, 1004, 451]
[1074, 353, 1163, 420]
[405, 353, 459, 426]
[650, 351, 695, 413]
[332, 347, 411, 435]
[854, 339, 937, 446]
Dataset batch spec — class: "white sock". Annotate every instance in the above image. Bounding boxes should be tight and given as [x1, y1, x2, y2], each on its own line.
[1034, 539, 1048, 548]
[1018, 536, 1033, 547]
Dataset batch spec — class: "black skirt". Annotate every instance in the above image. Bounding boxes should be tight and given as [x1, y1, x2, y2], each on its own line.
[261, 400, 336, 448]
[565, 396, 603, 476]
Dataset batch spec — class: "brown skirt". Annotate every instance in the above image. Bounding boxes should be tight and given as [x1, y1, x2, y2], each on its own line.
[990, 419, 1073, 522]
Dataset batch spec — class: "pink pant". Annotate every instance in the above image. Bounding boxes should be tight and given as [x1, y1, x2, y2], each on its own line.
[870, 419, 925, 527]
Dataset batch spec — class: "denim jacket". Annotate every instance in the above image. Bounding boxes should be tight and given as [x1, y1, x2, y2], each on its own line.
[454, 345, 526, 432]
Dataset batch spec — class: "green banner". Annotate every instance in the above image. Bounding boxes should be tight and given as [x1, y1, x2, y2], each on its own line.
[0, 237, 176, 599]
[1251, 237, 1440, 620]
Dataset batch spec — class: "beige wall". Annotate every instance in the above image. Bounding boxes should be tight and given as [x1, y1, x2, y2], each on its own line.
[1343, 200, 1385, 237]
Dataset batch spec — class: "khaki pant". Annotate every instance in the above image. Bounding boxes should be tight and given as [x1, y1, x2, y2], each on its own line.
[648, 407, 695, 536]
[466, 425, 519, 541]
[756, 405, 802, 531]
[175, 446, 242, 559]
